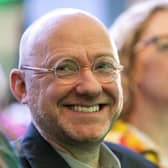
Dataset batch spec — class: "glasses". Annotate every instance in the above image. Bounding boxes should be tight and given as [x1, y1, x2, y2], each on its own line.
[20, 56, 123, 84]
[135, 35, 168, 54]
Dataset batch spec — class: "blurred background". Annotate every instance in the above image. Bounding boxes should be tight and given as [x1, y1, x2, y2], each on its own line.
[0, 0, 146, 140]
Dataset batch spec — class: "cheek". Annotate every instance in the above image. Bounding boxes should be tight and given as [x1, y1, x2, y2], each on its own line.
[45, 81, 74, 103]
[115, 78, 123, 115]
[136, 59, 164, 84]
[134, 58, 168, 97]
[26, 77, 56, 114]
[132, 52, 159, 85]
[103, 79, 123, 115]
[26, 80, 41, 108]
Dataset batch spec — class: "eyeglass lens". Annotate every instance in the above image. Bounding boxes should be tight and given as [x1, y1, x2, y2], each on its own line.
[53, 57, 122, 84]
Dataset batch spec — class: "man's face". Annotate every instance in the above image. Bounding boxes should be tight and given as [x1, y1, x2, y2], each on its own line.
[25, 15, 123, 144]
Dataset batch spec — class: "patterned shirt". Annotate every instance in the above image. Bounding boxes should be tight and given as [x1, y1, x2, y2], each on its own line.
[105, 120, 168, 168]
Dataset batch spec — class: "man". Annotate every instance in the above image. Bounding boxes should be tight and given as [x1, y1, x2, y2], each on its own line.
[10, 8, 157, 168]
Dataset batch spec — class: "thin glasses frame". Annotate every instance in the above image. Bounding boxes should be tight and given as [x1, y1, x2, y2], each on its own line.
[20, 57, 124, 84]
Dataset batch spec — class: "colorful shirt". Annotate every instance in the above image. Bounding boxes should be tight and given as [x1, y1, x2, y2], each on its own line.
[105, 120, 167, 168]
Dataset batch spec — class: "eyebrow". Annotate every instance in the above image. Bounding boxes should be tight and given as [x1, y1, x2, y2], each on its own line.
[41, 54, 66, 68]
[41, 51, 116, 68]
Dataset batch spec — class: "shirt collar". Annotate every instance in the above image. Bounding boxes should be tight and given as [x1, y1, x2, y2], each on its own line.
[56, 143, 121, 168]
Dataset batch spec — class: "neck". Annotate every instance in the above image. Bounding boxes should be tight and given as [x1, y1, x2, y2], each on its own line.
[48, 138, 101, 168]
[128, 89, 168, 156]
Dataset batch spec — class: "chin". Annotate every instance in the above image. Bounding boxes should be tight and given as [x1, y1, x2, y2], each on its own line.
[64, 132, 104, 145]
[61, 123, 110, 144]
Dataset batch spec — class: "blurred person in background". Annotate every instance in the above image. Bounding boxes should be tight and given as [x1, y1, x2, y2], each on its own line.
[0, 102, 31, 140]
[105, 0, 168, 167]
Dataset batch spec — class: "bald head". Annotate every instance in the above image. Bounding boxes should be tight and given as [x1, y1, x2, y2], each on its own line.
[19, 8, 119, 68]
[19, 9, 118, 67]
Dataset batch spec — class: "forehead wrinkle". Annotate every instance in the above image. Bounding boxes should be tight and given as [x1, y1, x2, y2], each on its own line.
[41, 49, 117, 69]
[40, 36, 117, 68]
[41, 54, 63, 67]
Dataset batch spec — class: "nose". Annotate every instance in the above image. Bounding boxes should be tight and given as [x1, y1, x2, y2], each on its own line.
[75, 70, 102, 98]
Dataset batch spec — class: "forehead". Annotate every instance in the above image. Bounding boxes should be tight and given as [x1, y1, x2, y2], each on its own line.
[141, 10, 168, 39]
[31, 14, 116, 65]
[47, 16, 112, 52]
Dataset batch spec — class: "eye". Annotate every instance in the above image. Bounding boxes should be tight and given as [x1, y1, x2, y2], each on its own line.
[94, 62, 115, 72]
[93, 56, 116, 74]
[54, 59, 79, 77]
[157, 38, 168, 51]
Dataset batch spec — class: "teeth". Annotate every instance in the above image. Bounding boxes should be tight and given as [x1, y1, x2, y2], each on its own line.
[71, 105, 100, 112]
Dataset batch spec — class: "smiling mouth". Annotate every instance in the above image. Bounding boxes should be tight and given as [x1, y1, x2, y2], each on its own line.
[67, 105, 101, 113]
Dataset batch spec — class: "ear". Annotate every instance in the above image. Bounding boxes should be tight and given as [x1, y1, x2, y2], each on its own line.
[10, 69, 27, 104]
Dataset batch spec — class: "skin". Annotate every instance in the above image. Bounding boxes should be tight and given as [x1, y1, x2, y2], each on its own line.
[129, 10, 168, 157]
[10, 10, 123, 167]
